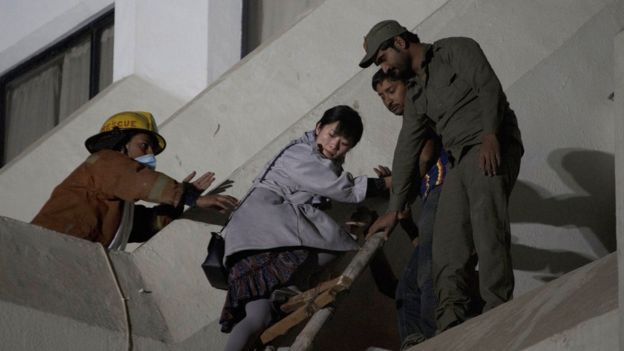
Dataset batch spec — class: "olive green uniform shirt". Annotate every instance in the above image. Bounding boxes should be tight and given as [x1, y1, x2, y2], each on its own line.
[389, 37, 522, 211]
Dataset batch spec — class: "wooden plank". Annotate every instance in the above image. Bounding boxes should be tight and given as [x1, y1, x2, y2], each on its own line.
[288, 231, 386, 351]
[281, 277, 341, 313]
[260, 289, 336, 344]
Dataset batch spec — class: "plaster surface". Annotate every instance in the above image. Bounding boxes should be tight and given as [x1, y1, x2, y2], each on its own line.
[408, 253, 617, 350]
[0, 216, 128, 350]
[0, 214, 615, 350]
[109, 219, 227, 343]
[0, 0, 620, 349]
[614, 29, 624, 351]
[0, 75, 184, 222]
[113, 0, 243, 101]
[522, 311, 617, 351]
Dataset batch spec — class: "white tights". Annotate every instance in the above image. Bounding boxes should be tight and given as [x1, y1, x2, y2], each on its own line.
[223, 251, 337, 351]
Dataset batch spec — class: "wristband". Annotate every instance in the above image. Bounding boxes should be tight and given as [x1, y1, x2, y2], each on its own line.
[182, 182, 202, 207]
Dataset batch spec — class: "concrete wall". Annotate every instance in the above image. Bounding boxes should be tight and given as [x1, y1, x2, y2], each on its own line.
[0, 216, 129, 351]
[615, 29, 624, 350]
[114, 0, 243, 101]
[0, 0, 621, 349]
[0, 0, 113, 75]
[1, 213, 614, 350]
[501, 0, 618, 294]
[409, 253, 617, 350]
[0, 76, 184, 222]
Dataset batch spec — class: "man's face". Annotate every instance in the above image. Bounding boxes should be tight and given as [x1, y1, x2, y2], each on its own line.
[375, 79, 407, 116]
[374, 38, 411, 77]
[125, 132, 155, 158]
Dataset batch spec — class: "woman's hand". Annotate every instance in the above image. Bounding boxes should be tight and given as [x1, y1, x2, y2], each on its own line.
[374, 165, 392, 190]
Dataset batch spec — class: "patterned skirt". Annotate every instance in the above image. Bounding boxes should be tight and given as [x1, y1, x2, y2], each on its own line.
[219, 248, 310, 333]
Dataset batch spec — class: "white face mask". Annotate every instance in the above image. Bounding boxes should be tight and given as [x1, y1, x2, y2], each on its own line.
[134, 154, 157, 170]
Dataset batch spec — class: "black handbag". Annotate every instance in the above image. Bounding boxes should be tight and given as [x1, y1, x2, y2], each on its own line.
[201, 232, 228, 290]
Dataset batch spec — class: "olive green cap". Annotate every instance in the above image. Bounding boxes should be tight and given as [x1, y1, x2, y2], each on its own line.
[359, 20, 408, 68]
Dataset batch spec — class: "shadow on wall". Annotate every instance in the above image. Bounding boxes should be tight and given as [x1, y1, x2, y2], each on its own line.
[509, 148, 614, 281]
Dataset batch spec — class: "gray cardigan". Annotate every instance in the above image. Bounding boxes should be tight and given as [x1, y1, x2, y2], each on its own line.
[222, 131, 367, 262]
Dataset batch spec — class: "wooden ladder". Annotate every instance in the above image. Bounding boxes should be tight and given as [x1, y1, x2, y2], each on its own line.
[260, 220, 385, 350]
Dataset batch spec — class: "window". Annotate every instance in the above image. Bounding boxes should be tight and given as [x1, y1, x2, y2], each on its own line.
[0, 10, 114, 166]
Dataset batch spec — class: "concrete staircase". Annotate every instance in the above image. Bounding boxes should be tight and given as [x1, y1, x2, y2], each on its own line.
[408, 253, 617, 351]
[0, 0, 620, 349]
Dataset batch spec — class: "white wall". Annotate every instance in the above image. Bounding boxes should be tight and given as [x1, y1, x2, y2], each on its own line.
[0, 0, 620, 349]
[615, 29, 624, 350]
[114, 0, 243, 101]
[0, 0, 113, 75]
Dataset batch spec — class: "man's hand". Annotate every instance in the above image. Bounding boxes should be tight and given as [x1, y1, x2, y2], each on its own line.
[182, 171, 216, 192]
[366, 211, 399, 240]
[373, 165, 392, 190]
[195, 194, 239, 214]
[479, 133, 501, 176]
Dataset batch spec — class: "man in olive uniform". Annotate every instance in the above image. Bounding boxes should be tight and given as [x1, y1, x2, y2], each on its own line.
[362, 20, 523, 333]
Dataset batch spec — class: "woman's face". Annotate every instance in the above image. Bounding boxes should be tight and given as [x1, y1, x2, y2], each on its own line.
[315, 121, 354, 160]
[125, 133, 155, 158]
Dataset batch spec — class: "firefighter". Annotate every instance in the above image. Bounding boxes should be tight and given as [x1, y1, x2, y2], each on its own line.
[32, 111, 238, 250]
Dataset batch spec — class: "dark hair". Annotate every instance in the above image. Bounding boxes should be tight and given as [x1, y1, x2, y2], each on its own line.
[317, 105, 364, 146]
[111, 129, 157, 153]
[378, 31, 421, 52]
[371, 69, 405, 91]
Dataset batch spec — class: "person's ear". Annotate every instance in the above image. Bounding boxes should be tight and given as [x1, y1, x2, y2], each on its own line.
[394, 36, 406, 50]
[315, 122, 322, 136]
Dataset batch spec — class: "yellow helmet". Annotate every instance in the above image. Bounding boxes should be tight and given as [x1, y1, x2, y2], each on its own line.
[85, 111, 167, 154]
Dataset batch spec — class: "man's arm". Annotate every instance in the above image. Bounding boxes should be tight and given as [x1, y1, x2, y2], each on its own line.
[388, 101, 429, 212]
[368, 100, 428, 238]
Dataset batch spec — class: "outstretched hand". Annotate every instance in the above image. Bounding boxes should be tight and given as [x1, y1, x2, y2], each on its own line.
[366, 211, 399, 241]
[479, 133, 501, 176]
[183, 171, 216, 192]
[182, 171, 239, 213]
[196, 194, 239, 214]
